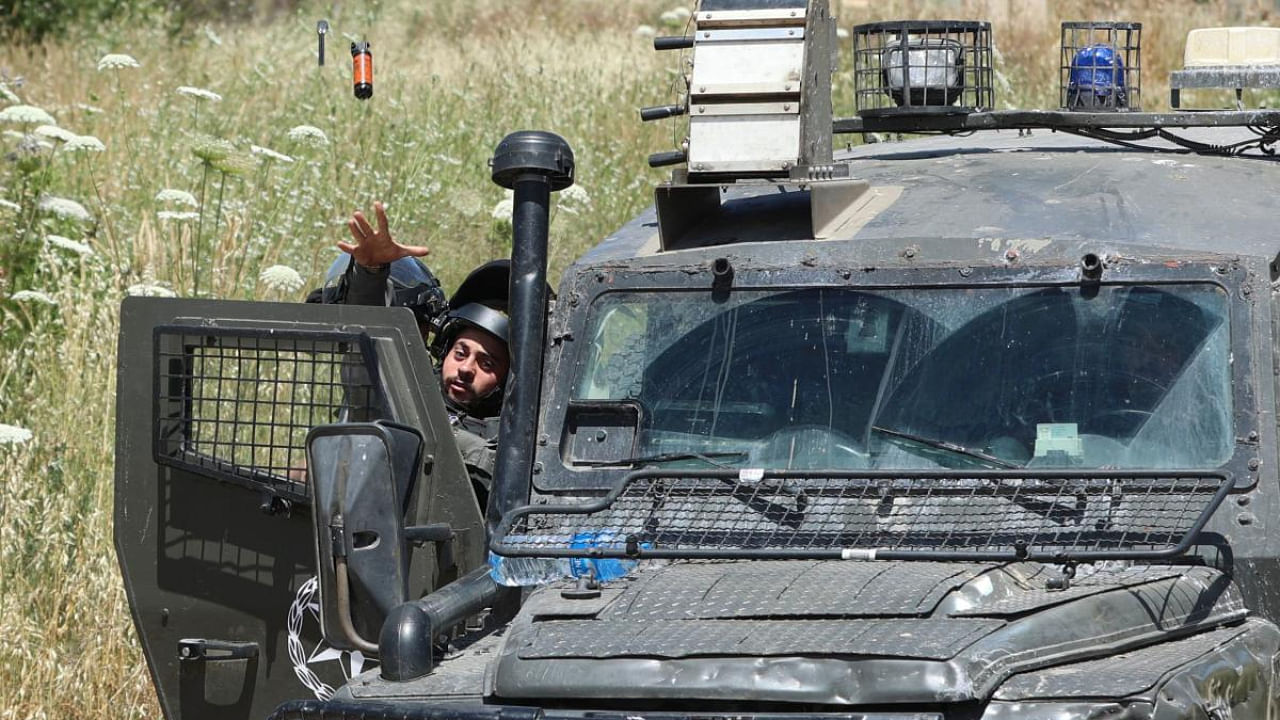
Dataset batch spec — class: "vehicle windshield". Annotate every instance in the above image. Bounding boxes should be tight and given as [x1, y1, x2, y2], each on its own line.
[570, 284, 1232, 471]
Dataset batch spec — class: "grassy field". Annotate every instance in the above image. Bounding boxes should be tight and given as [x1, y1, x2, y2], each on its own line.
[0, 1, 1273, 718]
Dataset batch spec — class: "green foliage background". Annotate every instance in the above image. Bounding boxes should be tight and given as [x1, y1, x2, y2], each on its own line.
[0, 1, 1274, 718]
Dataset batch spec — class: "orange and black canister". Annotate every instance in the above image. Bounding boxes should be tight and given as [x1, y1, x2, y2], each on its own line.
[351, 42, 372, 99]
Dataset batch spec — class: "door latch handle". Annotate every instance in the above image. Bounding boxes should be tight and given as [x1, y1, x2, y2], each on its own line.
[178, 638, 259, 661]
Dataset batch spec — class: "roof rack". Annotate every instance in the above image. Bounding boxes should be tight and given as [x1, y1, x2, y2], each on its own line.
[642, 1, 1280, 249]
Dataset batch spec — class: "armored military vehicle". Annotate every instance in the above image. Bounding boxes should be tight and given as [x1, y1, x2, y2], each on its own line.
[114, 3, 1280, 720]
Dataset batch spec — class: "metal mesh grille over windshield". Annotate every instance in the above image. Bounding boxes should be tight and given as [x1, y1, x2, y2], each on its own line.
[496, 469, 1231, 561]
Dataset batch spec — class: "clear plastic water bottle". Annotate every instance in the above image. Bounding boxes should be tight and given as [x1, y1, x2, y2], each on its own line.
[488, 532, 641, 586]
[488, 535, 572, 587]
[568, 531, 638, 583]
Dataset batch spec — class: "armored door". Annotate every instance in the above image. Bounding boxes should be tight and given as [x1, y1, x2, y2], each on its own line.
[114, 298, 484, 720]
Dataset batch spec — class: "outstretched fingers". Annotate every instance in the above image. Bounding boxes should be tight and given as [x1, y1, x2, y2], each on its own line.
[351, 211, 375, 240]
[374, 201, 390, 238]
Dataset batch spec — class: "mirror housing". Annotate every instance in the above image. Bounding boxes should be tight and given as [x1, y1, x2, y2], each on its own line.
[306, 421, 424, 652]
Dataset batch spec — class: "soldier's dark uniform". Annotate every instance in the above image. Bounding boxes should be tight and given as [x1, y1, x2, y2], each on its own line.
[311, 259, 505, 504]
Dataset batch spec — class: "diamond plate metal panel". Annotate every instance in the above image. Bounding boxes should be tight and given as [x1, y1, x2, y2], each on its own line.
[950, 565, 1185, 617]
[605, 560, 983, 620]
[521, 618, 1003, 660]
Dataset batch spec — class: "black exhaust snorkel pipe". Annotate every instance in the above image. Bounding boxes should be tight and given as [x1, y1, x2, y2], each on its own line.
[377, 132, 574, 683]
[487, 130, 575, 532]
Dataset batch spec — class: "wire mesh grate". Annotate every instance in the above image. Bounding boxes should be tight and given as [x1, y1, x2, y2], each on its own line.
[1060, 22, 1142, 111]
[852, 20, 994, 117]
[496, 469, 1231, 561]
[154, 327, 385, 501]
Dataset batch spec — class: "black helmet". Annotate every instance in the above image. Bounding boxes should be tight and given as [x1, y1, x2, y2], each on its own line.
[309, 255, 449, 325]
[429, 260, 514, 359]
[430, 302, 509, 359]
[449, 259, 512, 312]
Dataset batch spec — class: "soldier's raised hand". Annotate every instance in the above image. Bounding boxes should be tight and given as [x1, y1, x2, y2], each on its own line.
[338, 201, 430, 268]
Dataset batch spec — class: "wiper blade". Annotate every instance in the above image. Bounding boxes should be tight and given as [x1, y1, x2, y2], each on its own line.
[581, 451, 748, 468]
[871, 426, 1018, 469]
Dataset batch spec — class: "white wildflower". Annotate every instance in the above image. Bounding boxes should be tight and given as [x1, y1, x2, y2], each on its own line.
[491, 197, 514, 221]
[0, 105, 55, 125]
[97, 53, 140, 71]
[259, 264, 304, 293]
[836, 27, 850, 40]
[176, 85, 222, 102]
[76, 103, 104, 115]
[37, 195, 92, 222]
[560, 184, 591, 207]
[126, 282, 176, 298]
[45, 234, 94, 256]
[0, 84, 19, 103]
[0, 199, 19, 212]
[287, 124, 329, 147]
[189, 135, 235, 164]
[431, 153, 463, 166]
[157, 210, 200, 222]
[659, 10, 683, 27]
[671, 6, 692, 20]
[10, 289, 57, 305]
[155, 188, 198, 207]
[250, 144, 294, 163]
[634, 25, 656, 38]
[62, 134, 105, 153]
[2, 130, 23, 140]
[203, 25, 223, 46]
[34, 125, 75, 143]
[0, 423, 33, 445]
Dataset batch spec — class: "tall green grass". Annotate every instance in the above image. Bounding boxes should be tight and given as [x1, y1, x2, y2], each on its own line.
[0, 1, 1272, 718]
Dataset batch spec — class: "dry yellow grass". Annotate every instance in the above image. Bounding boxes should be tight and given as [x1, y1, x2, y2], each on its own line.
[0, 2, 1273, 719]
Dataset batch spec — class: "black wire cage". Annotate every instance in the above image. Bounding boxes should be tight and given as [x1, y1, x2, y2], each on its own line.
[852, 20, 995, 117]
[1061, 21, 1142, 111]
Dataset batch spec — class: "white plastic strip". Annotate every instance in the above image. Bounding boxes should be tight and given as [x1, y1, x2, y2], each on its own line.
[841, 548, 878, 560]
[739, 467, 766, 482]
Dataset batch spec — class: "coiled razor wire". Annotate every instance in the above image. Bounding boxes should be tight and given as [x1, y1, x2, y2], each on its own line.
[287, 576, 335, 700]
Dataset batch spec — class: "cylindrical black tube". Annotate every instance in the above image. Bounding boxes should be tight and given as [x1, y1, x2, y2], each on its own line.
[489, 176, 551, 532]
[487, 131, 574, 535]
[1080, 252, 1103, 280]
[648, 150, 687, 168]
[378, 567, 505, 681]
[640, 104, 687, 122]
[418, 566, 503, 631]
[654, 35, 695, 50]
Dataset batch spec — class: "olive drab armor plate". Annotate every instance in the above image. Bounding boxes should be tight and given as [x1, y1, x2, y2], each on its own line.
[113, 298, 484, 720]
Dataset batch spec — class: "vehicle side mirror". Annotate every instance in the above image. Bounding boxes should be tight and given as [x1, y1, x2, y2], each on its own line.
[306, 421, 423, 653]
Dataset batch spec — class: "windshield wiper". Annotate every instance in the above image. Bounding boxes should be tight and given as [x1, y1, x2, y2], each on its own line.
[871, 426, 1019, 469]
[580, 451, 748, 468]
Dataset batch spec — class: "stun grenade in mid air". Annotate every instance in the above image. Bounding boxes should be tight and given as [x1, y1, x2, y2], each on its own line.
[352, 41, 373, 99]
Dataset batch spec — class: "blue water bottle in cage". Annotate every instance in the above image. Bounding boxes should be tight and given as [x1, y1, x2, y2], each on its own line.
[568, 531, 639, 583]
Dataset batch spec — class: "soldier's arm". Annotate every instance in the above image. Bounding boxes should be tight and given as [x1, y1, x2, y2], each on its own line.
[335, 201, 433, 307]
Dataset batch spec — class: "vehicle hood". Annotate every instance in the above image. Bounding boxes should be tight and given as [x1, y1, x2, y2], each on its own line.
[491, 560, 1246, 705]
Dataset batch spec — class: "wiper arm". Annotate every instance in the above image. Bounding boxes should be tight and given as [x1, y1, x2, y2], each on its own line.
[871, 426, 1019, 469]
[581, 451, 748, 468]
